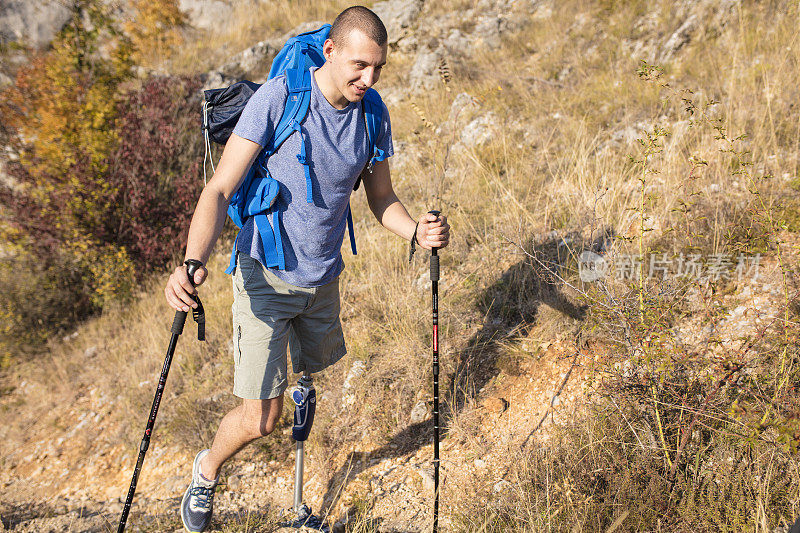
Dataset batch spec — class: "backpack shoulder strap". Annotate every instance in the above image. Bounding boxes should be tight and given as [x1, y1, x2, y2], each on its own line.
[277, 67, 316, 203]
[267, 68, 312, 155]
[362, 88, 386, 173]
[346, 89, 386, 257]
[362, 89, 383, 138]
[353, 89, 386, 191]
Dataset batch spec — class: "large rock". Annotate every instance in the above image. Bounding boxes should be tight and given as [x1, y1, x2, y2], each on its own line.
[409, 400, 430, 423]
[442, 28, 470, 53]
[655, 0, 738, 63]
[209, 39, 280, 86]
[408, 45, 445, 92]
[659, 14, 698, 62]
[459, 112, 497, 148]
[0, 0, 71, 49]
[179, 0, 233, 31]
[434, 91, 482, 138]
[371, 0, 423, 46]
[280, 21, 324, 40]
[473, 14, 505, 49]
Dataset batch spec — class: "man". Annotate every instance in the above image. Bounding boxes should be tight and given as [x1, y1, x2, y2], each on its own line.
[164, 6, 450, 532]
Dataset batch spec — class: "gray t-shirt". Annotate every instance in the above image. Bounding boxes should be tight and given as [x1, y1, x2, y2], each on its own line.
[232, 67, 393, 287]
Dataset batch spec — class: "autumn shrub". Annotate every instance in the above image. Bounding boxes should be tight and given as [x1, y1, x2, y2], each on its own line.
[125, 0, 186, 66]
[0, 1, 204, 358]
[5, 2, 132, 177]
[108, 75, 204, 272]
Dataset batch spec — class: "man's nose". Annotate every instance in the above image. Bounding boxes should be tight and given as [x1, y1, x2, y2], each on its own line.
[362, 67, 379, 87]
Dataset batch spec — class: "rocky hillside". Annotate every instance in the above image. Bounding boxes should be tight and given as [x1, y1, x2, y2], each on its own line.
[2, 0, 800, 531]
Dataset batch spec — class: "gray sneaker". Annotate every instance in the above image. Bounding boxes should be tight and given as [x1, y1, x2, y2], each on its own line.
[181, 449, 218, 532]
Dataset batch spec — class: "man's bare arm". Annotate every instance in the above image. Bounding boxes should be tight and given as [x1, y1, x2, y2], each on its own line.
[362, 158, 449, 250]
[165, 134, 262, 312]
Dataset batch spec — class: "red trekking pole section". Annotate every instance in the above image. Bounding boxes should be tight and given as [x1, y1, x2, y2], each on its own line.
[117, 260, 205, 532]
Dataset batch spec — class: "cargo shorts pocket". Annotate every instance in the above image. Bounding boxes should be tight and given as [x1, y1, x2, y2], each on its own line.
[236, 253, 259, 291]
[232, 322, 243, 365]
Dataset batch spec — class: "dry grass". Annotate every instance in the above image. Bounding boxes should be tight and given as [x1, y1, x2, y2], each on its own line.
[447, 410, 800, 532]
[374, 0, 800, 529]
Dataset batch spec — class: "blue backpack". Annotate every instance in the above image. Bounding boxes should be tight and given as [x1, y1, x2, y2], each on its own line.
[201, 24, 386, 274]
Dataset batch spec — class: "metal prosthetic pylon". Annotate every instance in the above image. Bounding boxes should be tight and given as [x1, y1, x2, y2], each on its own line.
[282, 375, 329, 532]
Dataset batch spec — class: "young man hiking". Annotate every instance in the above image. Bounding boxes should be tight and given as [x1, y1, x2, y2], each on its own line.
[164, 6, 450, 532]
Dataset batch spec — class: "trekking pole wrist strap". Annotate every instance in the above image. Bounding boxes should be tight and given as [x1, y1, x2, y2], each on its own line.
[408, 222, 420, 264]
[183, 259, 206, 342]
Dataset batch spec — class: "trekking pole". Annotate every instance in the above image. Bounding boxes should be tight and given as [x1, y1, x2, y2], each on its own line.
[428, 210, 441, 533]
[117, 260, 206, 533]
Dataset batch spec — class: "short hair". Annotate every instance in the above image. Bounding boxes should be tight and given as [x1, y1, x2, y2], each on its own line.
[329, 6, 387, 48]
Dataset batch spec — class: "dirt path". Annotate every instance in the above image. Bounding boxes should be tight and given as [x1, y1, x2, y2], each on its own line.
[1, 334, 592, 532]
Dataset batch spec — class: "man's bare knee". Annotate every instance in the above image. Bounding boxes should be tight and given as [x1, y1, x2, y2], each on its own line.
[239, 396, 283, 439]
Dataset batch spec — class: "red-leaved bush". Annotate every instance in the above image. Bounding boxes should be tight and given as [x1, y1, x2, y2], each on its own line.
[109, 75, 204, 272]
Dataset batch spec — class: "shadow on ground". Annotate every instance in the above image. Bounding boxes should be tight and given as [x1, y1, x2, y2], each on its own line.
[318, 231, 607, 514]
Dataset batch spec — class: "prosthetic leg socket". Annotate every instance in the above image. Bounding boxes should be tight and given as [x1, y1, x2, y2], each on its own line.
[283, 376, 329, 532]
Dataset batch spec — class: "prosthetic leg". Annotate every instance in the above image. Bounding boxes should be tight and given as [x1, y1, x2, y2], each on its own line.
[283, 375, 330, 532]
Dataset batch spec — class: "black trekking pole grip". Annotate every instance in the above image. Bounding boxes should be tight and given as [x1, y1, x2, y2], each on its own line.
[172, 259, 203, 334]
[171, 259, 206, 336]
[428, 210, 441, 282]
[185, 259, 203, 286]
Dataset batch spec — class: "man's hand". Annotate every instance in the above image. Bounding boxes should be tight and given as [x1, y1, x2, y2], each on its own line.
[416, 212, 450, 250]
[165, 264, 208, 312]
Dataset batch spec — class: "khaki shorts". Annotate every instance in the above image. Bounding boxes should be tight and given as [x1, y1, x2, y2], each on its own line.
[231, 253, 346, 399]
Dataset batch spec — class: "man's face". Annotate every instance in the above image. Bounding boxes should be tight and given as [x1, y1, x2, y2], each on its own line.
[324, 29, 387, 104]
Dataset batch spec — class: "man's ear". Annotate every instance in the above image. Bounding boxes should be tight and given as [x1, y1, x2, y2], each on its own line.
[323, 38, 336, 61]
